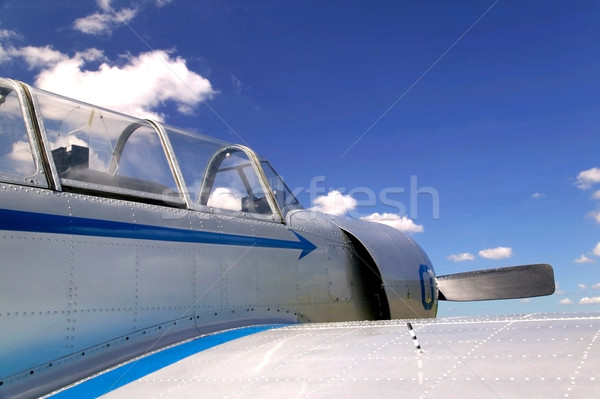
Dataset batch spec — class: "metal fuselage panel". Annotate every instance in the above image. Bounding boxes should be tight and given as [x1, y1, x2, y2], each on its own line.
[0, 184, 377, 391]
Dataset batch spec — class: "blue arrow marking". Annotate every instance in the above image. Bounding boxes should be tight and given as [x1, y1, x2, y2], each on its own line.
[0, 208, 317, 259]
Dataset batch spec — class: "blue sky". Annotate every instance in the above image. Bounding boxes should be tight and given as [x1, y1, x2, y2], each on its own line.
[1, 0, 599, 316]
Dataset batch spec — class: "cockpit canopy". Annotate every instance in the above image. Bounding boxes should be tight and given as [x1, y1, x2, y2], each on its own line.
[0, 78, 302, 221]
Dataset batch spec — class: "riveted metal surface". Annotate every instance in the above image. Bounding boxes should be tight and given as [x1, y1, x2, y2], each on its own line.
[326, 215, 437, 318]
[100, 313, 600, 399]
[0, 179, 375, 397]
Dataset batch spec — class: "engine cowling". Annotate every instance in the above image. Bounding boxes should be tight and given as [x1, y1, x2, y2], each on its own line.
[326, 215, 438, 319]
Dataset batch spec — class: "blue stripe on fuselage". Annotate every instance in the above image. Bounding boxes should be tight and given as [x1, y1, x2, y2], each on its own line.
[47, 325, 282, 398]
[0, 208, 316, 259]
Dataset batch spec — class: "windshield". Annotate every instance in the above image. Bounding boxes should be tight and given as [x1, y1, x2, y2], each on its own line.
[164, 125, 302, 218]
[33, 88, 182, 203]
[12, 82, 302, 218]
[0, 84, 38, 179]
[261, 161, 303, 215]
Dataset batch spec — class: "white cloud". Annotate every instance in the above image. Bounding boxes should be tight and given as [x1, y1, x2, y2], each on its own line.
[310, 190, 357, 216]
[207, 187, 242, 211]
[231, 75, 243, 95]
[6, 141, 37, 174]
[588, 210, 600, 224]
[447, 252, 475, 262]
[74, 1, 173, 36]
[578, 284, 587, 290]
[1, 6, 205, 123]
[74, 6, 138, 36]
[520, 298, 530, 303]
[559, 298, 574, 305]
[593, 190, 600, 200]
[576, 167, 600, 190]
[594, 243, 600, 257]
[531, 192, 545, 199]
[0, 48, 10, 63]
[574, 254, 595, 264]
[478, 246, 513, 260]
[554, 282, 565, 295]
[579, 297, 600, 305]
[0, 29, 19, 40]
[360, 213, 424, 233]
[17, 45, 82, 69]
[310, 192, 425, 232]
[592, 283, 600, 290]
[18, 47, 216, 120]
[97, 0, 113, 12]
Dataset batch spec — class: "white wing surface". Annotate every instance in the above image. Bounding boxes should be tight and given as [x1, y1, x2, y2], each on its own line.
[48, 313, 599, 398]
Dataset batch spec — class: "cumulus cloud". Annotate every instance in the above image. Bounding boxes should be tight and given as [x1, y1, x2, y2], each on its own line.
[447, 252, 475, 262]
[574, 254, 595, 264]
[360, 213, 424, 233]
[594, 243, 600, 256]
[0, 29, 18, 40]
[2, 3, 212, 121]
[478, 246, 513, 260]
[559, 298, 574, 305]
[592, 283, 600, 290]
[74, 6, 138, 36]
[575, 167, 600, 190]
[310, 190, 357, 216]
[309, 191, 424, 232]
[73, 0, 174, 36]
[207, 187, 242, 211]
[16, 45, 72, 68]
[0, 32, 68, 66]
[0, 36, 9, 62]
[10, 45, 216, 120]
[531, 192, 545, 199]
[579, 297, 600, 305]
[575, 168, 600, 224]
[587, 210, 600, 224]
[5, 141, 37, 175]
[554, 282, 565, 295]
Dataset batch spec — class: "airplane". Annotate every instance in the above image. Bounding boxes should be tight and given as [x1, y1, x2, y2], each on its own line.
[0, 77, 559, 398]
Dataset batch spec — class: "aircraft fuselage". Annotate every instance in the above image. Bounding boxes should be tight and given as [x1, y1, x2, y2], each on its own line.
[0, 78, 435, 398]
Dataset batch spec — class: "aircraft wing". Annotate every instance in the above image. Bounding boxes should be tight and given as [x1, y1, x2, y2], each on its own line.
[46, 313, 600, 398]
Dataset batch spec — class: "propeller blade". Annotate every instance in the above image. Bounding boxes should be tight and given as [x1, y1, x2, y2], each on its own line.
[437, 263, 555, 301]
